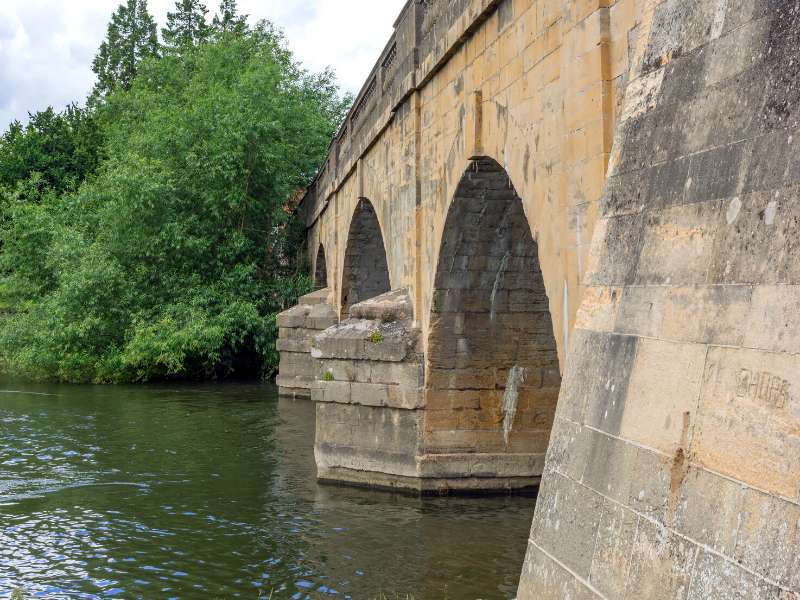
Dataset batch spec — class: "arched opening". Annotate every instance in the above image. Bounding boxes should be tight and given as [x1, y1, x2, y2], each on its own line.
[425, 158, 561, 470]
[340, 198, 390, 318]
[314, 244, 328, 290]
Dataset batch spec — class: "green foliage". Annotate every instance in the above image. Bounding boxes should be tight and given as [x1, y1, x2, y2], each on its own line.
[323, 371, 334, 382]
[91, 0, 159, 99]
[163, 0, 211, 52]
[368, 331, 384, 344]
[0, 25, 348, 383]
[0, 105, 104, 198]
[212, 0, 248, 35]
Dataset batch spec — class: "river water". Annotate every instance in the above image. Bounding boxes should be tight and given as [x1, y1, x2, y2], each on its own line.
[0, 381, 536, 599]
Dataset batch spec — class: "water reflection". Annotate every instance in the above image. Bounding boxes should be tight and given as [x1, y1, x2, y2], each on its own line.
[0, 382, 535, 599]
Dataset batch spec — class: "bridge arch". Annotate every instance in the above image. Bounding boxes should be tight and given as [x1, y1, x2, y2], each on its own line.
[340, 197, 391, 318]
[313, 243, 328, 290]
[424, 157, 561, 480]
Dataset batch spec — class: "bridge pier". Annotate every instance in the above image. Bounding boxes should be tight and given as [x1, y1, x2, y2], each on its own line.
[275, 289, 337, 399]
[311, 288, 546, 493]
[311, 289, 425, 490]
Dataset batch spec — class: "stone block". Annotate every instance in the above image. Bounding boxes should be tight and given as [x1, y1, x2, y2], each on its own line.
[703, 16, 769, 87]
[658, 284, 753, 346]
[349, 381, 389, 407]
[529, 473, 604, 579]
[306, 302, 338, 330]
[566, 329, 638, 428]
[348, 287, 414, 322]
[314, 402, 422, 478]
[518, 544, 599, 600]
[275, 338, 312, 353]
[276, 304, 310, 328]
[588, 498, 638, 599]
[693, 346, 800, 501]
[634, 200, 723, 286]
[580, 428, 639, 507]
[687, 551, 780, 600]
[541, 418, 588, 482]
[685, 141, 748, 204]
[318, 359, 357, 382]
[584, 214, 645, 287]
[367, 360, 423, 388]
[316, 380, 352, 405]
[626, 517, 699, 599]
[617, 337, 706, 455]
[733, 486, 800, 589]
[674, 466, 745, 557]
[710, 187, 800, 285]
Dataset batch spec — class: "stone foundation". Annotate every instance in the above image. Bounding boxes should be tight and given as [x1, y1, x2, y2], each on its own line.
[275, 288, 337, 398]
[312, 288, 543, 494]
[311, 289, 425, 490]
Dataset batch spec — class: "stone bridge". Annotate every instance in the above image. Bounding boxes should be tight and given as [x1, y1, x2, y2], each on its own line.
[277, 0, 800, 597]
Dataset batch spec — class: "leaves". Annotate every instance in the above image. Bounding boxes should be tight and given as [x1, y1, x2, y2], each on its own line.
[91, 0, 159, 99]
[162, 0, 211, 52]
[0, 25, 347, 383]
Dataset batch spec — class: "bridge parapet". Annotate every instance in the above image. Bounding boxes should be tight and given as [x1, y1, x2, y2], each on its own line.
[301, 0, 510, 231]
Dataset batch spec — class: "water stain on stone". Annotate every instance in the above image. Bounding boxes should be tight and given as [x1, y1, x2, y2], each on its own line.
[523, 145, 531, 184]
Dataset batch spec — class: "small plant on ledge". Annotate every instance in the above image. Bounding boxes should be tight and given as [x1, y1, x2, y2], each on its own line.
[368, 331, 384, 344]
[323, 371, 335, 381]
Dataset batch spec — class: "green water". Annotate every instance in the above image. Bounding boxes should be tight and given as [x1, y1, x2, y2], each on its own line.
[0, 381, 535, 599]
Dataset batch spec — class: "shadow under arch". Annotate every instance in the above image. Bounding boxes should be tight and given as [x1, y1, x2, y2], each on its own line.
[340, 198, 391, 318]
[424, 157, 561, 484]
[314, 244, 328, 290]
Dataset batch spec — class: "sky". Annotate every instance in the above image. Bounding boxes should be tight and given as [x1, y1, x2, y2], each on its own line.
[0, 0, 408, 129]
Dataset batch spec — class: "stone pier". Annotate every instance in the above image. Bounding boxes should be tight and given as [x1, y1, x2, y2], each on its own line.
[275, 288, 337, 398]
[312, 289, 427, 490]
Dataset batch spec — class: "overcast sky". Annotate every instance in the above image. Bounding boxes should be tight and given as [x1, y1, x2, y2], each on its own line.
[0, 0, 407, 130]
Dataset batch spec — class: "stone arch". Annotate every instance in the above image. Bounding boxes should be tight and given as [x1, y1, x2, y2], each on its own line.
[340, 198, 391, 318]
[314, 244, 328, 290]
[424, 157, 561, 482]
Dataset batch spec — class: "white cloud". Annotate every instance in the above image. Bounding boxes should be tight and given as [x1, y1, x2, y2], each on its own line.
[0, 0, 406, 129]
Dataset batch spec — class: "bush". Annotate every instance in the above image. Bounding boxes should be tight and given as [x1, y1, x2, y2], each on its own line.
[0, 25, 347, 382]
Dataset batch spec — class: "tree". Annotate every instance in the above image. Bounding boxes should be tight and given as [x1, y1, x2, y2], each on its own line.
[0, 27, 349, 383]
[0, 105, 104, 197]
[212, 0, 248, 35]
[162, 0, 210, 51]
[91, 0, 159, 98]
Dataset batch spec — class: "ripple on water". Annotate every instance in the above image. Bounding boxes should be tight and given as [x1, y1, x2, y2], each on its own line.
[0, 382, 536, 599]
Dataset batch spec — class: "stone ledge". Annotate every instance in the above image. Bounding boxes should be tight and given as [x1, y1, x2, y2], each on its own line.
[312, 379, 423, 410]
[317, 465, 540, 496]
[276, 338, 313, 353]
[312, 319, 418, 362]
[348, 287, 414, 321]
[298, 288, 332, 306]
[276, 374, 315, 391]
[417, 452, 547, 479]
[276, 291, 337, 330]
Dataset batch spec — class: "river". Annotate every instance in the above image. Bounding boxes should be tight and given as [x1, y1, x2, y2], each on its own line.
[0, 381, 535, 599]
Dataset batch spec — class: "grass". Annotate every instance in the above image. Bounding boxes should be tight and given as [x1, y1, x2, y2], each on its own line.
[368, 331, 384, 344]
[323, 371, 335, 381]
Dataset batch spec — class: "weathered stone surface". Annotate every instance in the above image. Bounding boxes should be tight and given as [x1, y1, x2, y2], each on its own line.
[275, 289, 337, 398]
[281, 0, 800, 594]
[523, 1, 800, 597]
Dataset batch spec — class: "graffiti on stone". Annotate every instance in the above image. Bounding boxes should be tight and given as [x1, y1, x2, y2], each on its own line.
[735, 369, 790, 409]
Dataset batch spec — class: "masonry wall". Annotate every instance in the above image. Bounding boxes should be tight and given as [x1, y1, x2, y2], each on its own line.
[519, 0, 800, 597]
[302, 0, 651, 368]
